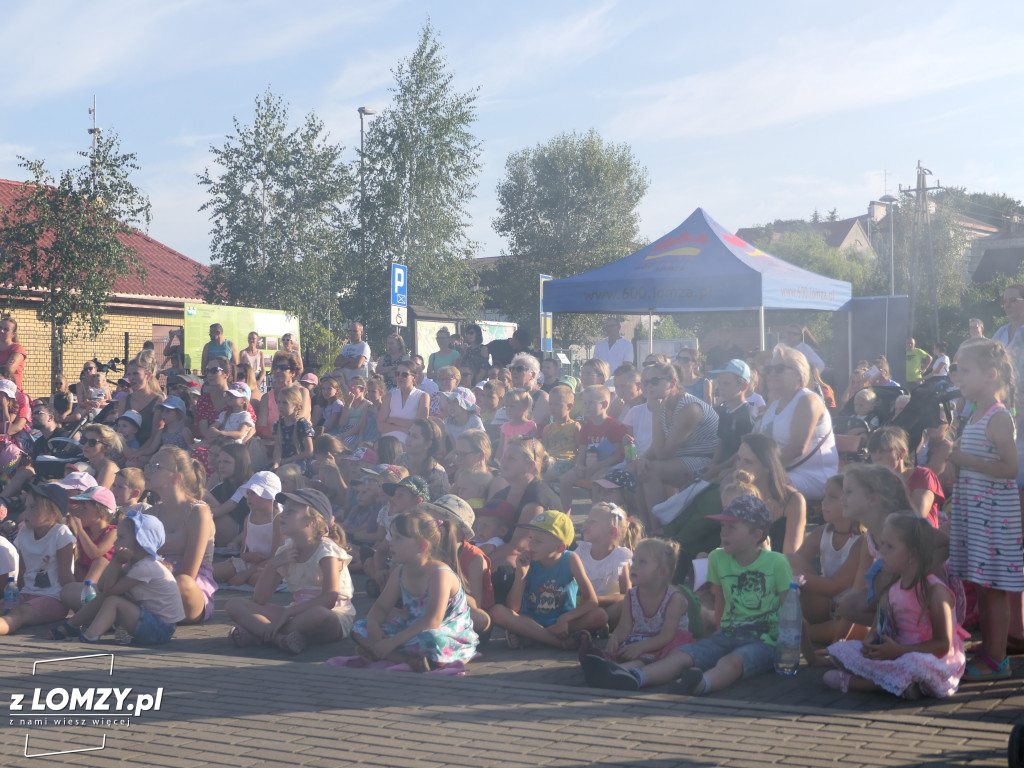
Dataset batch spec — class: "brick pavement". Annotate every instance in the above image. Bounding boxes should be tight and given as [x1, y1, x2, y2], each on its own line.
[1, 578, 1021, 768]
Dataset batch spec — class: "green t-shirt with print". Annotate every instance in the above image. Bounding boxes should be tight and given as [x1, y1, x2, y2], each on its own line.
[906, 347, 930, 382]
[707, 547, 793, 646]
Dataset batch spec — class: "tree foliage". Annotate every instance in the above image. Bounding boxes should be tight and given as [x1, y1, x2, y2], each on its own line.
[492, 129, 649, 347]
[0, 132, 150, 346]
[345, 23, 482, 344]
[199, 89, 353, 360]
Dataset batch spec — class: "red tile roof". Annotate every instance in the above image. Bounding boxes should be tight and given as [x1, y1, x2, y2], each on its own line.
[0, 178, 208, 302]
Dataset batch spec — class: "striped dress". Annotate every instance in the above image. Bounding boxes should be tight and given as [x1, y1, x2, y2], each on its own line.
[949, 403, 1024, 591]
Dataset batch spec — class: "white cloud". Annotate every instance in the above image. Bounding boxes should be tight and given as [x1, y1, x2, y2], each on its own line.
[605, 10, 1024, 141]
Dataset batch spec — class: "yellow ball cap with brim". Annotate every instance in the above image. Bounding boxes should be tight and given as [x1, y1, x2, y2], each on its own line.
[517, 509, 574, 547]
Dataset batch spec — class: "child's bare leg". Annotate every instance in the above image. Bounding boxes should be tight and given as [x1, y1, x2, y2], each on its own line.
[558, 467, 581, 512]
[700, 653, 744, 694]
[0, 604, 37, 635]
[977, 585, 1010, 663]
[800, 591, 832, 625]
[489, 605, 562, 647]
[225, 597, 281, 639]
[176, 574, 209, 624]
[470, 606, 491, 635]
[212, 560, 235, 582]
[68, 595, 106, 628]
[567, 607, 609, 635]
[625, 649, 695, 686]
[806, 617, 854, 646]
[271, 606, 342, 646]
[83, 596, 140, 640]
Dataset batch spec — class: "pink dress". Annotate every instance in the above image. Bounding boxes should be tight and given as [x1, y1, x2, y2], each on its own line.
[624, 586, 694, 661]
[828, 575, 967, 697]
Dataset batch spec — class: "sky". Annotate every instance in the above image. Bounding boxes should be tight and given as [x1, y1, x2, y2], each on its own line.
[3, 0, 1024, 266]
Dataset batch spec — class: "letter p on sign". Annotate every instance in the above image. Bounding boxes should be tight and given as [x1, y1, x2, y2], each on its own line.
[391, 264, 407, 307]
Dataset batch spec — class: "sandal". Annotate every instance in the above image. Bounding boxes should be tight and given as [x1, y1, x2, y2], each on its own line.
[505, 631, 523, 650]
[963, 651, 1011, 681]
[228, 626, 260, 648]
[48, 621, 81, 641]
[277, 631, 307, 655]
[823, 669, 852, 693]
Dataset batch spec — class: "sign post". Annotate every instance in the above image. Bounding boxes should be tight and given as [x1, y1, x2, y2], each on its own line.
[391, 264, 408, 328]
[539, 274, 553, 354]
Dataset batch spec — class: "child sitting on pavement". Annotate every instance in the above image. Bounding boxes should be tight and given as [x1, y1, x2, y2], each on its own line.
[430, 494, 494, 638]
[489, 509, 607, 649]
[364, 474, 428, 598]
[579, 495, 792, 694]
[212, 471, 284, 587]
[580, 537, 694, 685]
[558, 385, 629, 513]
[576, 502, 640, 627]
[471, 499, 516, 557]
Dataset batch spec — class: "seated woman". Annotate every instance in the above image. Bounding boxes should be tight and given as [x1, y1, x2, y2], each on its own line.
[378, 359, 429, 445]
[757, 344, 837, 501]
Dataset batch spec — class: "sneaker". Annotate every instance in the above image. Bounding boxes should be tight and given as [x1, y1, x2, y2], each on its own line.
[669, 668, 706, 696]
[580, 655, 640, 691]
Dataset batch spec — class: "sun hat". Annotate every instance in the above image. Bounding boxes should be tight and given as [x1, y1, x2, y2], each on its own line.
[118, 410, 143, 429]
[27, 483, 69, 517]
[343, 447, 378, 463]
[430, 494, 475, 538]
[53, 471, 99, 493]
[240, 470, 283, 500]
[71, 485, 117, 513]
[443, 387, 479, 414]
[382, 475, 430, 500]
[0, 381, 16, 399]
[226, 382, 251, 400]
[159, 395, 187, 415]
[123, 507, 166, 559]
[361, 463, 403, 476]
[517, 509, 574, 547]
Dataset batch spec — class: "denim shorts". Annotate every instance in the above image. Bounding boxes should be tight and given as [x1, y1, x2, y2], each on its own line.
[132, 608, 176, 645]
[674, 630, 775, 677]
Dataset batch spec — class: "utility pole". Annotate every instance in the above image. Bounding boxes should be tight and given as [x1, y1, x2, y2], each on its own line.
[899, 162, 942, 340]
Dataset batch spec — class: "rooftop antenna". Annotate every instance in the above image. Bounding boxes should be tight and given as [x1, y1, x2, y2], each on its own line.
[87, 95, 101, 153]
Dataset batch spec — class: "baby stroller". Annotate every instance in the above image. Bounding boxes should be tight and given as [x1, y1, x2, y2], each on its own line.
[832, 384, 907, 464]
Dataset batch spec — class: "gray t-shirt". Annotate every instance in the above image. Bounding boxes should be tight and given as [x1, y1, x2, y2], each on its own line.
[339, 341, 371, 380]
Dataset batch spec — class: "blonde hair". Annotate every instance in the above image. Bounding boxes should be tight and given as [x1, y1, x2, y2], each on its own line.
[773, 344, 810, 388]
[154, 446, 206, 499]
[483, 380, 506, 400]
[548, 384, 574, 404]
[290, 502, 345, 546]
[438, 366, 460, 384]
[582, 358, 610, 382]
[274, 464, 307, 491]
[854, 388, 877, 404]
[456, 430, 491, 466]
[634, 537, 681, 577]
[117, 467, 146, 495]
[590, 502, 644, 550]
[394, 507, 464, 586]
[583, 384, 611, 403]
[504, 437, 548, 476]
[129, 349, 162, 395]
[957, 338, 1016, 413]
[276, 386, 305, 409]
[504, 387, 532, 413]
[721, 469, 762, 506]
[82, 423, 125, 455]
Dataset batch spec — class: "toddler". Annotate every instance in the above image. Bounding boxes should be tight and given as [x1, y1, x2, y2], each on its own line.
[443, 388, 485, 444]
[541, 384, 580, 481]
[116, 411, 143, 452]
[212, 382, 255, 443]
[471, 499, 516, 556]
[576, 502, 641, 625]
[155, 396, 193, 451]
[63, 486, 119, 604]
[499, 388, 537, 458]
[213, 471, 283, 587]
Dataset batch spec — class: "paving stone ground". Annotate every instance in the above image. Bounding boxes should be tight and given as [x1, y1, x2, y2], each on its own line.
[1, 493, 1022, 766]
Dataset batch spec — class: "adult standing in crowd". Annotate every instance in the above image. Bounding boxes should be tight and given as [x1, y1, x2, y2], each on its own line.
[0, 316, 26, 390]
[488, 328, 534, 369]
[379, 358, 429, 444]
[201, 323, 238, 373]
[239, 332, 265, 387]
[905, 337, 932, 386]
[460, 324, 490, 387]
[593, 317, 633, 377]
[334, 322, 370, 384]
[256, 353, 311, 447]
[119, 350, 165, 454]
[280, 333, 303, 376]
[783, 325, 825, 374]
[427, 327, 461, 383]
[375, 333, 407, 390]
[757, 345, 837, 500]
[969, 317, 986, 339]
[675, 347, 712, 404]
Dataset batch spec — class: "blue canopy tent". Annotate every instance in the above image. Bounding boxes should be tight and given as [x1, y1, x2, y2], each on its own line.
[542, 207, 852, 351]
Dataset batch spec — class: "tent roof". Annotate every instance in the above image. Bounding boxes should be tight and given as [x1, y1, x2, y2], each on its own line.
[543, 207, 851, 314]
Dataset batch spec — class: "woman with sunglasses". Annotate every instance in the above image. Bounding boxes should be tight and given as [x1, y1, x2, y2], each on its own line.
[255, 353, 311, 451]
[636, 362, 719, 517]
[200, 323, 238, 374]
[757, 345, 838, 500]
[509, 352, 549, 428]
[674, 347, 712, 404]
[80, 424, 124, 489]
[378, 359, 429, 444]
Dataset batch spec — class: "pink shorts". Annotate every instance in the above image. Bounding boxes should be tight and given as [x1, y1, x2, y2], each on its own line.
[19, 594, 68, 624]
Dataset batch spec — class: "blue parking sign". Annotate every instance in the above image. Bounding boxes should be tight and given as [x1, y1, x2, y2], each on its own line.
[391, 264, 408, 306]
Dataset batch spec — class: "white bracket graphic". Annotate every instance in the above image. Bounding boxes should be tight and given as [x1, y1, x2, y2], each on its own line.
[24, 734, 106, 758]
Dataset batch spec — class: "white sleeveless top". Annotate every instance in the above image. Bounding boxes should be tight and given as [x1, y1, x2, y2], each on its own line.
[385, 387, 427, 444]
[819, 525, 859, 579]
[759, 388, 837, 499]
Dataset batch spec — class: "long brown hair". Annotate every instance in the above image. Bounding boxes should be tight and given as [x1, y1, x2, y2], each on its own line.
[883, 512, 935, 614]
[392, 507, 464, 586]
[739, 433, 790, 504]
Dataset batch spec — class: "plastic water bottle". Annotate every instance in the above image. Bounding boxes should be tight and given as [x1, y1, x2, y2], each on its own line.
[624, 441, 638, 462]
[4, 576, 19, 614]
[81, 580, 97, 605]
[774, 581, 802, 676]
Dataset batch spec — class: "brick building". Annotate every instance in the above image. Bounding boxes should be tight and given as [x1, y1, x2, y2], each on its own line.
[0, 178, 209, 399]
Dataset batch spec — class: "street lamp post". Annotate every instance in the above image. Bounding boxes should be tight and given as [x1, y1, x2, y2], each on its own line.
[358, 107, 377, 262]
[879, 194, 898, 296]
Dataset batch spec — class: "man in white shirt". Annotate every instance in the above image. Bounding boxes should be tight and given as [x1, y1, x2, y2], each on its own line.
[334, 322, 371, 383]
[593, 317, 634, 375]
[783, 326, 825, 373]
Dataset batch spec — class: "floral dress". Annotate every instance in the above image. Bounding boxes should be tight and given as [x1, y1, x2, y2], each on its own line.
[352, 566, 478, 664]
[274, 417, 315, 477]
[828, 575, 967, 698]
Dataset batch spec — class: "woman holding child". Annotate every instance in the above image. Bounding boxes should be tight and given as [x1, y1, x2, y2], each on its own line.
[145, 447, 217, 623]
[757, 345, 837, 500]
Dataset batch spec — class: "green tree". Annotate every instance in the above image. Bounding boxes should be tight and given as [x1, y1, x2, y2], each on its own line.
[0, 131, 150, 362]
[347, 23, 482, 344]
[199, 89, 353, 364]
[492, 129, 649, 347]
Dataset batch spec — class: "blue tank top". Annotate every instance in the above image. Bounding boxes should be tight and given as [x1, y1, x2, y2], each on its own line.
[207, 340, 233, 361]
[522, 549, 578, 627]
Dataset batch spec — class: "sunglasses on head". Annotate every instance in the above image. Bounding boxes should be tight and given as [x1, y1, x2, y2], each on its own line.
[205, 367, 224, 375]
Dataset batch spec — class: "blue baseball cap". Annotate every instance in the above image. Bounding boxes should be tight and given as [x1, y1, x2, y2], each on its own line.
[708, 359, 751, 383]
[159, 395, 187, 415]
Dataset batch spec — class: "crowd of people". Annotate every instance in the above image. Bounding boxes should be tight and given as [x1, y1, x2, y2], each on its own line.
[0, 308, 1020, 698]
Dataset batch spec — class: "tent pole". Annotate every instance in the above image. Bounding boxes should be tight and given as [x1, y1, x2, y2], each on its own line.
[648, 309, 654, 357]
[758, 307, 765, 351]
